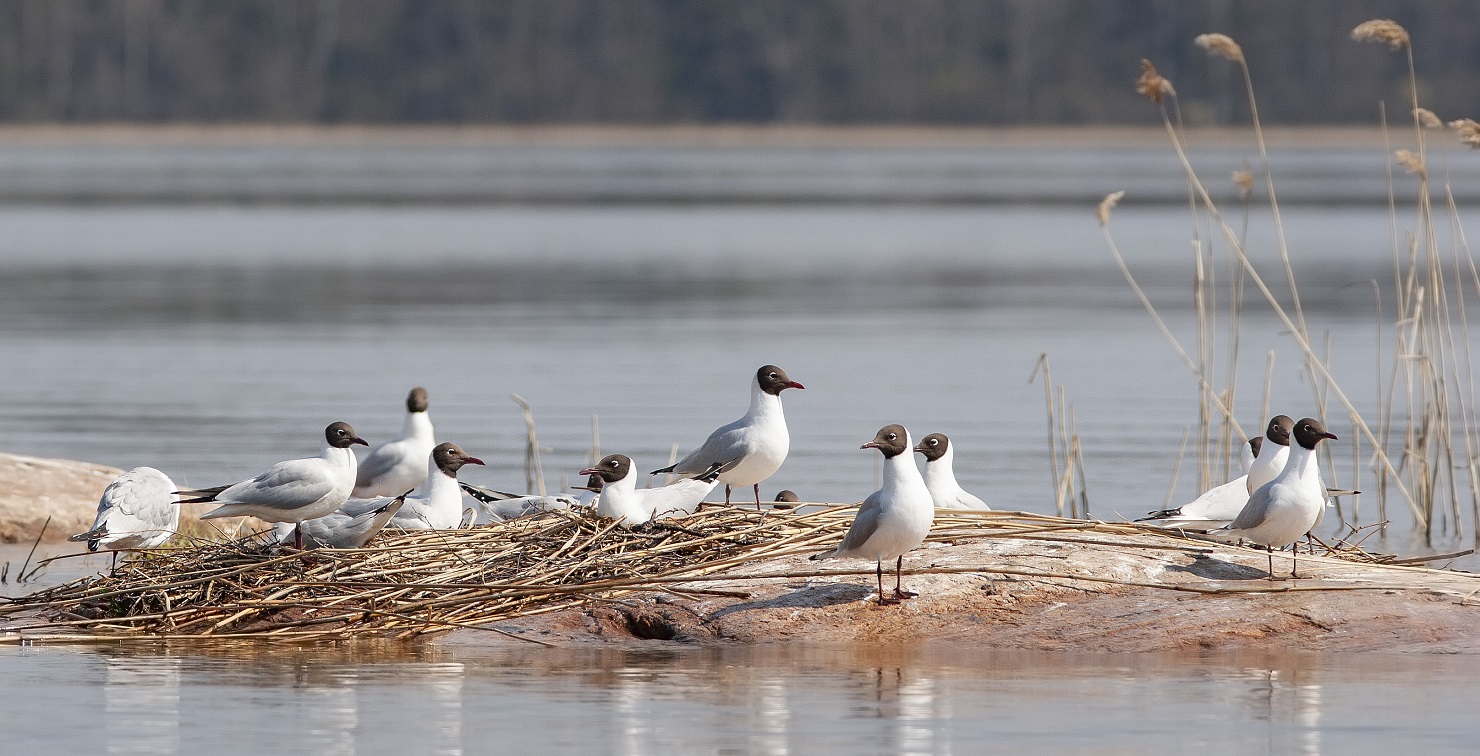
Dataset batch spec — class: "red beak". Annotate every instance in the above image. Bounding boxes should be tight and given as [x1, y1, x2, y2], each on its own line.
[786, 381, 805, 390]
[352, 437, 370, 446]
[860, 441, 879, 450]
[465, 457, 486, 466]
[1323, 432, 1338, 441]
[579, 466, 600, 476]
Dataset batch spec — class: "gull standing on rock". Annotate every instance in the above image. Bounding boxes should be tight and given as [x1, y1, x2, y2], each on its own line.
[69, 467, 180, 568]
[914, 433, 989, 510]
[652, 365, 804, 508]
[812, 424, 935, 606]
[1212, 417, 1337, 579]
[1246, 415, 1294, 494]
[181, 422, 368, 549]
[353, 387, 436, 498]
[584, 454, 723, 526]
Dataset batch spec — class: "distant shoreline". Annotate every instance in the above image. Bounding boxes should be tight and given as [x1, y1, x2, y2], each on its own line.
[0, 123, 1414, 149]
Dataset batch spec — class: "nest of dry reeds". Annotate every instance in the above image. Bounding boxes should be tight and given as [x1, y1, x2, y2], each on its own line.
[0, 506, 1399, 644]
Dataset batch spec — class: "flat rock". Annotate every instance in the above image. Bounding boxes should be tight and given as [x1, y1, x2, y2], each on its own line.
[0, 453, 122, 543]
[435, 531, 1480, 654]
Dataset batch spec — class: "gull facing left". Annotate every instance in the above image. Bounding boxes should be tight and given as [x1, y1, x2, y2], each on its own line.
[813, 424, 935, 605]
[69, 467, 180, 568]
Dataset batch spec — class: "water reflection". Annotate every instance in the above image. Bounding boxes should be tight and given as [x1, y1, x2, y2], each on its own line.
[105, 655, 180, 755]
[9, 644, 1473, 753]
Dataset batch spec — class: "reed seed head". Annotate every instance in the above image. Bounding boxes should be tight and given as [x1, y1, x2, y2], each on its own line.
[1097, 191, 1124, 227]
[1449, 118, 1480, 149]
[1414, 108, 1442, 129]
[1194, 33, 1245, 64]
[1232, 169, 1254, 198]
[1394, 149, 1425, 177]
[1351, 19, 1410, 50]
[1135, 60, 1175, 105]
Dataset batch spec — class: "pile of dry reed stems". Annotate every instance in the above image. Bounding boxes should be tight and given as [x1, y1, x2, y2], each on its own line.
[0, 507, 1397, 644]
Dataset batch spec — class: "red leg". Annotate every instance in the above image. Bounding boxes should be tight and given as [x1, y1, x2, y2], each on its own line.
[754, 483, 762, 510]
[295, 524, 304, 551]
[724, 485, 732, 505]
[876, 560, 899, 605]
[894, 555, 918, 599]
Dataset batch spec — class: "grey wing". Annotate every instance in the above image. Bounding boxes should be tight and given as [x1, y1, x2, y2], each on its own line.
[354, 444, 403, 488]
[1225, 484, 1274, 531]
[218, 458, 336, 511]
[834, 492, 886, 555]
[669, 419, 748, 475]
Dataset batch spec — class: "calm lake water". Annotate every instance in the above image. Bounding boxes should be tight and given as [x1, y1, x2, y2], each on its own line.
[2, 139, 1478, 751]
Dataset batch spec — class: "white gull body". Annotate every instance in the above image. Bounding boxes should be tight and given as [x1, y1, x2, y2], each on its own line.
[584, 454, 718, 526]
[655, 365, 802, 504]
[915, 434, 989, 510]
[814, 425, 935, 605]
[354, 387, 436, 498]
[190, 422, 366, 526]
[275, 495, 407, 549]
[344, 443, 482, 531]
[69, 467, 180, 552]
[1212, 418, 1336, 576]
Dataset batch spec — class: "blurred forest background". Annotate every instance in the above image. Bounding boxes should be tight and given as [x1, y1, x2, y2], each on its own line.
[0, 0, 1472, 126]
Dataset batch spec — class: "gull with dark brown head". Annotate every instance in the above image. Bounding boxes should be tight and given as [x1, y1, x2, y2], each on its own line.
[812, 424, 935, 605]
[914, 433, 989, 510]
[182, 422, 369, 550]
[353, 387, 437, 498]
[1213, 417, 1337, 579]
[583, 454, 722, 526]
[651, 365, 804, 508]
[1246, 415, 1294, 494]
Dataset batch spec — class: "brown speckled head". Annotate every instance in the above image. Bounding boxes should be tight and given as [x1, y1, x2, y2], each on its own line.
[1292, 417, 1337, 450]
[757, 365, 805, 396]
[579, 454, 632, 485]
[1248, 436, 1263, 458]
[914, 433, 950, 462]
[406, 387, 429, 413]
[326, 421, 369, 449]
[1266, 415, 1294, 447]
[432, 442, 484, 476]
[862, 424, 910, 459]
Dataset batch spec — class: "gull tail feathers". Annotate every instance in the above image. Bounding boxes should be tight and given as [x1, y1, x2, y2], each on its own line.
[459, 482, 523, 503]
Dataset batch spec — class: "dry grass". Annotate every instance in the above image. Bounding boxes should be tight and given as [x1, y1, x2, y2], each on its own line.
[0, 507, 1403, 644]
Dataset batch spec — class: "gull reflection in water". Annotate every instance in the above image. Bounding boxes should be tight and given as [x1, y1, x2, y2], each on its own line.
[399, 662, 465, 756]
[300, 669, 358, 756]
[104, 655, 181, 755]
[1242, 665, 1323, 755]
[748, 675, 790, 756]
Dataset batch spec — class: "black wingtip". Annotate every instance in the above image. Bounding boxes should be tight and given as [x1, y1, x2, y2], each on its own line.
[1136, 509, 1181, 522]
[650, 464, 677, 476]
[174, 484, 231, 504]
[696, 462, 726, 484]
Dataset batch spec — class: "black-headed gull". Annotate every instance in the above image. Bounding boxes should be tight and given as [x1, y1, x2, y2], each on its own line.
[811, 424, 935, 605]
[68, 467, 180, 568]
[1212, 417, 1337, 579]
[913, 433, 989, 510]
[1246, 415, 1293, 494]
[353, 387, 436, 498]
[583, 454, 722, 526]
[349, 442, 483, 531]
[651, 365, 804, 508]
[181, 421, 368, 549]
[277, 493, 408, 549]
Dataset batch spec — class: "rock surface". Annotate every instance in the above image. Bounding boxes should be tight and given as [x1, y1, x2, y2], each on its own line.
[436, 532, 1480, 654]
[0, 453, 122, 543]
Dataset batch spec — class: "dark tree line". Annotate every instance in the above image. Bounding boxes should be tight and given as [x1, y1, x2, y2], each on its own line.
[0, 0, 1472, 125]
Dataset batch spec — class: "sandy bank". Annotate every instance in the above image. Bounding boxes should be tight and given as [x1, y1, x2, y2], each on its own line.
[0, 453, 120, 543]
[438, 525, 1480, 654]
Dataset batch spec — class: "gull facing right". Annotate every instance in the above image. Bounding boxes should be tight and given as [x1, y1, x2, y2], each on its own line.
[652, 364, 804, 508]
[1212, 417, 1337, 579]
